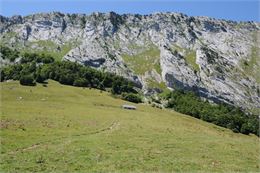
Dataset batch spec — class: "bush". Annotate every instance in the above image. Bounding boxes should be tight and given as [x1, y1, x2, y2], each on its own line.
[2, 65, 22, 80]
[39, 54, 54, 64]
[59, 74, 74, 85]
[240, 123, 251, 135]
[0, 70, 4, 82]
[73, 78, 89, 87]
[21, 52, 55, 64]
[35, 72, 47, 83]
[19, 75, 36, 86]
[0, 46, 19, 62]
[21, 52, 38, 63]
[111, 80, 122, 94]
[35, 67, 48, 83]
[122, 93, 142, 103]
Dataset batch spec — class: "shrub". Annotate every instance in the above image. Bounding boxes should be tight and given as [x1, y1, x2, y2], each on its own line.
[19, 75, 36, 86]
[59, 74, 74, 85]
[0, 70, 4, 82]
[73, 78, 89, 87]
[40, 54, 54, 64]
[35, 68, 48, 83]
[21, 52, 55, 64]
[243, 61, 249, 66]
[35, 72, 47, 83]
[21, 52, 38, 63]
[240, 123, 251, 135]
[2, 65, 22, 80]
[0, 45, 19, 62]
[122, 93, 142, 103]
[111, 80, 122, 94]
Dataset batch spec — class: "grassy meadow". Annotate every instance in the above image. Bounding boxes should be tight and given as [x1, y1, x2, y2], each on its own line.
[0, 80, 259, 172]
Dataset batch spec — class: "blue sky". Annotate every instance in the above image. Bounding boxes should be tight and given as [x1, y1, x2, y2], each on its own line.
[0, 0, 259, 22]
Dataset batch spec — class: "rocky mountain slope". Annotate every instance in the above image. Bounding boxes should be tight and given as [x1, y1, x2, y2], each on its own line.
[0, 11, 259, 112]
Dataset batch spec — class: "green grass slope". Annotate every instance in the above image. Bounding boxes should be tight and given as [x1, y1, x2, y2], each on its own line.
[0, 80, 259, 172]
[122, 46, 161, 75]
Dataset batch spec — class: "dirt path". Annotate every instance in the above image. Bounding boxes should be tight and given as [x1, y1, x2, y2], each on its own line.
[5, 121, 120, 155]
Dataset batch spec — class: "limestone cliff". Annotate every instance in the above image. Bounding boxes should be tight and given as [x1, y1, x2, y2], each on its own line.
[1, 11, 259, 112]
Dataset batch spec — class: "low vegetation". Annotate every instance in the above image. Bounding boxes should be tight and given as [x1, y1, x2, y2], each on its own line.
[0, 28, 78, 61]
[24, 40, 75, 61]
[171, 44, 200, 72]
[146, 78, 167, 91]
[185, 50, 200, 72]
[122, 46, 161, 75]
[241, 32, 260, 84]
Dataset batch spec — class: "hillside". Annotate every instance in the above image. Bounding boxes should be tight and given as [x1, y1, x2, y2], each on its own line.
[0, 12, 260, 112]
[0, 80, 259, 172]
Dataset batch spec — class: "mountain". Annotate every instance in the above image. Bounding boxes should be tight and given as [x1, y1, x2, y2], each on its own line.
[0, 11, 259, 112]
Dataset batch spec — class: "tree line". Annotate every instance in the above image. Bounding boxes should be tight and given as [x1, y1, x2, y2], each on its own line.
[165, 90, 259, 136]
[0, 46, 142, 103]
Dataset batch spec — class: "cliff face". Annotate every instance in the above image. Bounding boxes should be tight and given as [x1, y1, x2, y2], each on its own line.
[1, 11, 259, 112]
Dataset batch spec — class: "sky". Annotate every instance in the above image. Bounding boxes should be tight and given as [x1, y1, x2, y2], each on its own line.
[0, 0, 259, 22]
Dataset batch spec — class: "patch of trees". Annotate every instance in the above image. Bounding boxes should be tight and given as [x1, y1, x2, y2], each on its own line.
[1, 61, 137, 92]
[1, 50, 139, 99]
[165, 90, 259, 136]
[21, 52, 54, 64]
